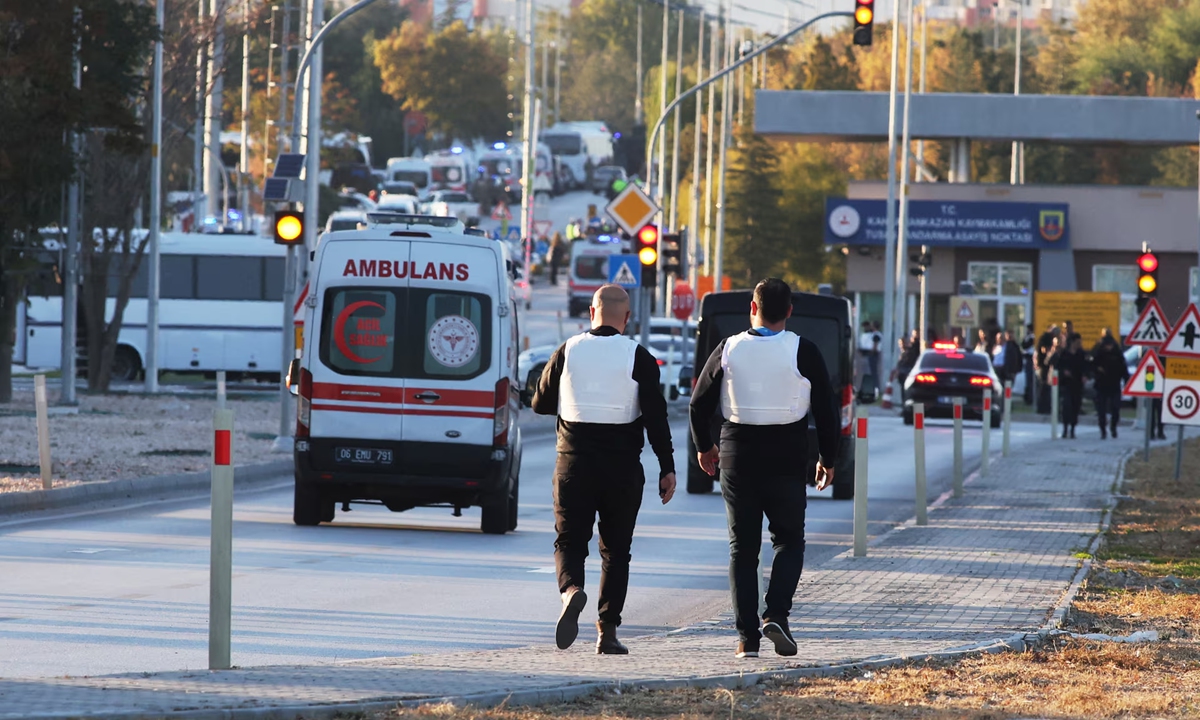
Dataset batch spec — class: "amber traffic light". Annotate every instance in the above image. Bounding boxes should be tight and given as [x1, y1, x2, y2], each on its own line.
[1136, 250, 1158, 311]
[636, 224, 658, 288]
[274, 210, 304, 245]
[853, 0, 874, 46]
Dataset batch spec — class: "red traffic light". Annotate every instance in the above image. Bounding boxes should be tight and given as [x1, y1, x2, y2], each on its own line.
[637, 225, 658, 247]
[1138, 252, 1158, 273]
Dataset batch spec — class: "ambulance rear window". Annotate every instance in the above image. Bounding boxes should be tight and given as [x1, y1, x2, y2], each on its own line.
[320, 288, 399, 377]
[574, 255, 607, 280]
[413, 289, 491, 379]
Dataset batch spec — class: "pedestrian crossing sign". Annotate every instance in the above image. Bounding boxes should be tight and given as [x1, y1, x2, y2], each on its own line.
[1124, 349, 1165, 397]
[949, 295, 979, 326]
[1126, 298, 1171, 347]
[506, 227, 521, 241]
[1158, 303, 1200, 358]
[607, 254, 642, 288]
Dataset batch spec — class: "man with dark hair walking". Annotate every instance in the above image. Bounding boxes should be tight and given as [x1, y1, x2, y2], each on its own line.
[532, 284, 677, 654]
[689, 278, 840, 659]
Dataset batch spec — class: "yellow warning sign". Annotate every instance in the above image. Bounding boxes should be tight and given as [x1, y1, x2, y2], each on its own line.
[1166, 357, 1200, 381]
[949, 295, 979, 326]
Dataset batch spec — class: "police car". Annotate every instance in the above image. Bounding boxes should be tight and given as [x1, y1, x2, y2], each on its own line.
[288, 214, 522, 534]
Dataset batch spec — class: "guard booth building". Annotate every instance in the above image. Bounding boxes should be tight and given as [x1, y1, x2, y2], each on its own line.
[827, 181, 1200, 341]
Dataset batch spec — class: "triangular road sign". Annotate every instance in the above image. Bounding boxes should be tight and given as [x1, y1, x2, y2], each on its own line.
[1124, 349, 1165, 397]
[490, 203, 512, 221]
[1126, 298, 1172, 347]
[955, 301, 976, 323]
[610, 259, 639, 287]
[1159, 303, 1200, 357]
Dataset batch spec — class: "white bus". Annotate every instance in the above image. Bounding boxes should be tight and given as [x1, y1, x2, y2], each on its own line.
[20, 232, 289, 382]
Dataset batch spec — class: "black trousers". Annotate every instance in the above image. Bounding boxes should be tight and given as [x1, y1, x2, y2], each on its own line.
[1061, 386, 1082, 428]
[1095, 388, 1122, 430]
[719, 468, 807, 643]
[553, 462, 645, 626]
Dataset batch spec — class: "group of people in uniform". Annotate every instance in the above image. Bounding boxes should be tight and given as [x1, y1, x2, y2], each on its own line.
[531, 278, 838, 658]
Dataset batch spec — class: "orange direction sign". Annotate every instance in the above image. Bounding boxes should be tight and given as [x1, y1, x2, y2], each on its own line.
[1124, 349, 1165, 397]
[1126, 298, 1171, 347]
[1159, 304, 1200, 357]
[605, 183, 660, 236]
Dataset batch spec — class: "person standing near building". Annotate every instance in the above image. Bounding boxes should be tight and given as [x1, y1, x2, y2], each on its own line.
[1091, 329, 1129, 439]
[1035, 324, 1061, 414]
[689, 278, 840, 659]
[531, 284, 677, 654]
[1021, 323, 1036, 405]
[1054, 333, 1087, 439]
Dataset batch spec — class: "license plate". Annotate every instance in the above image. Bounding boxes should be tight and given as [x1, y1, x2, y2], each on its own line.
[334, 447, 394, 465]
[938, 396, 955, 404]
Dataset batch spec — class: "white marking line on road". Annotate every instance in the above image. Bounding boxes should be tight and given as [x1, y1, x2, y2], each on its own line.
[68, 548, 127, 555]
[527, 567, 556, 573]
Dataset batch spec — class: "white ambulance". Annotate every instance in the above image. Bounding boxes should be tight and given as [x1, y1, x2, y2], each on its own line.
[288, 215, 522, 534]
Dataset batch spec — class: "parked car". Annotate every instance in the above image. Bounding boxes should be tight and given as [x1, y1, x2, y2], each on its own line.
[374, 195, 420, 215]
[591, 165, 627, 195]
[517, 344, 557, 406]
[645, 333, 694, 401]
[381, 181, 420, 198]
[903, 342, 1002, 427]
[323, 210, 367, 234]
[424, 190, 478, 224]
[336, 190, 377, 213]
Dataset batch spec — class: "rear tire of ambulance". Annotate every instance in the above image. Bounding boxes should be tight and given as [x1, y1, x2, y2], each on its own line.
[293, 482, 325, 526]
[480, 488, 510, 535]
[507, 476, 520, 531]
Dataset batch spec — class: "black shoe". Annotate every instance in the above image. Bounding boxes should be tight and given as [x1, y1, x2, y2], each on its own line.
[555, 587, 586, 650]
[762, 619, 798, 657]
[736, 639, 760, 658]
[1070, 426, 1076, 439]
[1157, 433, 1167, 440]
[595, 621, 629, 655]
[1111, 426, 1118, 439]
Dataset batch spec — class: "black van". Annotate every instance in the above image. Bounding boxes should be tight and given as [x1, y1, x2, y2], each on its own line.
[686, 290, 858, 499]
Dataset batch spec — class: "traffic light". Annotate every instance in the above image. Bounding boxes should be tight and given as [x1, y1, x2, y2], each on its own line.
[1136, 250, 1158, 312]
[274, 210, 304, 245]
[661, 232, 682, 278]
[909, 249, 932, 277]
[637, 224, 658, 288]
[853, 0, 875, 46]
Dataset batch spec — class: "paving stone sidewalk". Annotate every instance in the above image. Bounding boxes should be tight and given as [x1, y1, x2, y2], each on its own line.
[0, 432, 1128, 719]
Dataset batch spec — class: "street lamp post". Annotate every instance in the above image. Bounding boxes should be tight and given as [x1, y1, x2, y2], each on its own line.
[1011, 0, 1024, 185]
[145, 0, 165, 393]
[882, 0, 902, 400]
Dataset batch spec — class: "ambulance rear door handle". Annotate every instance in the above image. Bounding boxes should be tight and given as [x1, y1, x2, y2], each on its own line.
[414, 391, 441, 403]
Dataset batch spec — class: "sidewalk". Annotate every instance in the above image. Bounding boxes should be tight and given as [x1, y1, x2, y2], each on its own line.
[0, 430, 1129, 720]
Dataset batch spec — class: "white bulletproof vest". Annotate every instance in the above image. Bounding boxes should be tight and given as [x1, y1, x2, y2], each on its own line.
[720, 330, 811, 425]
[559, 333, 642, 424]
[858, 331, 876, 351]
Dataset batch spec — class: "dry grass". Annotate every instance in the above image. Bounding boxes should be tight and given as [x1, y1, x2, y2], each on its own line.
[359, 441, 1200, 720]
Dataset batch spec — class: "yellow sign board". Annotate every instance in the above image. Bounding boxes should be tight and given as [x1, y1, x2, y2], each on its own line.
[1033, 291, 1121, 346]
[1166, 357, 1200, 381]
[949, 296, 980, 327]
[604, 183, 660, 236]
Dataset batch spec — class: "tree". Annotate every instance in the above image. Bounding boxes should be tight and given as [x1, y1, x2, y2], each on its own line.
[374, 20, 509, 142]
[723, 127, 791, 287]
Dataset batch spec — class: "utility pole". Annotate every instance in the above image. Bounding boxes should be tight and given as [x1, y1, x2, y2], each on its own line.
[1011, 0, 1024, 184]
[916, 0, 927, 183]
[194, 0, 206, 225]
[264, 5, 276, 174]
[145, 0, 165, 393]
[204, 0, 227, 222]
[668, 8, 683, 233]
[240, 0, 252, 230]
[62, 7, 82, 405]
[881, 0, 902, 398]
[896, 0, 916, 345]
[520, 0, 535, 245]
[702, 17, 717, 277]
[712, 0, 732, 296]
[687, 16, 704, 295]
[302, 0, 323, 254]
[553, 29, 561, 125]
[657, 0, 669, 210]
[635, 5, 643, 126]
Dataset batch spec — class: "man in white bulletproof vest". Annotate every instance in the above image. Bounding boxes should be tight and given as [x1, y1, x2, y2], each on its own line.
[689, 278, 840, 659]
[531, 284, 677, 654]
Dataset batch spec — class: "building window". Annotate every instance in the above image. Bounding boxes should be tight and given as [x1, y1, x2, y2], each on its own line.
[1093, 265, 1137, 333]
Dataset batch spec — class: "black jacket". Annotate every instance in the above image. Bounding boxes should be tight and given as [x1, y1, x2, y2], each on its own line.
[531, 326, 675, 479]
[1054, 349, 1088, 391]
[689, 329, 839, 475]
[1091, 340, 1129, 392]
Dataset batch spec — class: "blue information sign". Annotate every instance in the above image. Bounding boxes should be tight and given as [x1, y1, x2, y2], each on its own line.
[824, 198, 1069, 249]
[506, 227, 522, 241]
[607, 254, 642, 287]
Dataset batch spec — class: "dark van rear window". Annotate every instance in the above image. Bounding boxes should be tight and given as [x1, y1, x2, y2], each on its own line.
[710, 314, 842, 385]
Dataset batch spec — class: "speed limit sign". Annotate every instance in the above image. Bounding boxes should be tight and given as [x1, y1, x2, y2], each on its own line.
[1162, 358, 1200, 425]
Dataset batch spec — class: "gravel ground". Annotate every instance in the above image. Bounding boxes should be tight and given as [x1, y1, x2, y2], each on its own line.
[0, 390, 284, 491]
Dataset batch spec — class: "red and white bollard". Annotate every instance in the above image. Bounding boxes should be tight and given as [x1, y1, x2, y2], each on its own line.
[853, 408, 869, 557]
[209, 402, 234, 671]
[953, 397, 964, 498]
[913, 402, 927, 526]
[981, 393, 992, 477]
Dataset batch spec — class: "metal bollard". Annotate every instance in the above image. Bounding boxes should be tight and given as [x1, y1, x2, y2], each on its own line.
[980, 393, 991, 477]
[209, 407, 235, 670]
[853, 408, 869, 557]
[913, 402, 927, 526]
[1002, 381, 1012, 457]
[952, 397, 964, 498]
[1050, 369, 1060, 440]
[1175, 424, 1185, 480]
[1143, 397, 1152, 462]
[34, 374, 52, 490]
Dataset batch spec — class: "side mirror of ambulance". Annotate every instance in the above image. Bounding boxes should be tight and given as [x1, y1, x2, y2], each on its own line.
[286, 358, 301, 396]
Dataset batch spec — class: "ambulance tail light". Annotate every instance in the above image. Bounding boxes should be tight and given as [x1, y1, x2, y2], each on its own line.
[296, 367, 312, 438]
[493, 377, 510, 447]
[841, 384, 854, 436]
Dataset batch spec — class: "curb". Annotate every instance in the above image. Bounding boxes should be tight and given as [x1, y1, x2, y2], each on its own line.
[0, 461, 292, 517]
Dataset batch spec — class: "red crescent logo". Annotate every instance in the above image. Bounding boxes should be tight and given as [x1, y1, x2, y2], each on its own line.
[333, 300, 386, 364]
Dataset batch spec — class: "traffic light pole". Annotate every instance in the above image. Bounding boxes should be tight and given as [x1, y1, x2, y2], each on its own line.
[643, 10, 853, 305]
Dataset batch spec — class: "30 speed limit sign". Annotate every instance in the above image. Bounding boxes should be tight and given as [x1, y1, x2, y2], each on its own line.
[1162, 358, 1200, 425]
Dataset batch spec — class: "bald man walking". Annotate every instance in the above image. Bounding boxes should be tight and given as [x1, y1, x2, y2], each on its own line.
[532, 284, 676, 654]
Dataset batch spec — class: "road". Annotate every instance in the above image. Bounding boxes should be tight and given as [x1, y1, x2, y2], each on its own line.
[0, 410, 1049, 678]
